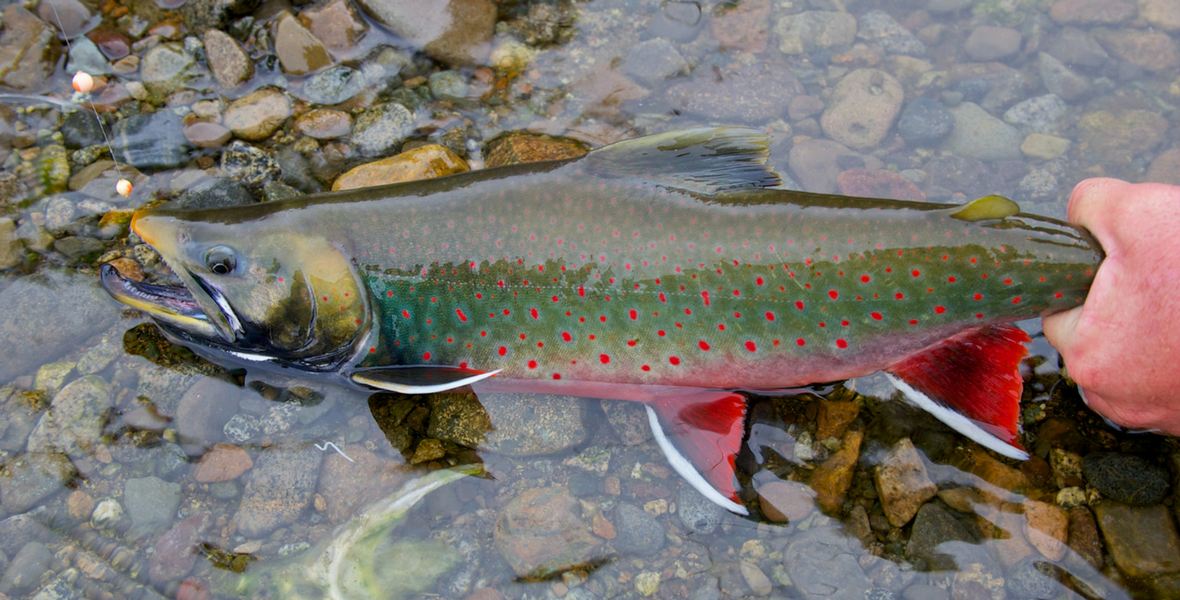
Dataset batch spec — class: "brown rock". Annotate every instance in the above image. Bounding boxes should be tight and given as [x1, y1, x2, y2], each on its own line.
[223, 88, 292, 142]
[937, 486, 985, 513]
[1146, 148, 1180, 185]
[809, 427, 863, 512]
[294, 108, 352, 140]
[1049, 0, 1136, 24]
[38, 0, 94, 37]
[106, 257, 144, 281]
[493, 486, 603, 577]
[836, 169, 925, 202]
[875, 438, 937, 527]
[274, 12, 332, 75]
[193, 443, 253, 483]
[788, 138, 884, 194]
[67, 490, 95, 520]
[332, 144, 469, 191]
[757, 480, 815, 522]
[88, 28, 130, 60]
[203, 29, 253, 89]
[183, 121, 232, 149]
[0, 5, 61, 91]
[353, 0, 495, 66]
[1140, 0, 1180, 31]
[1078, 109, 1169, 163]
[484, 131, 589, 168]
[820, 69, 904, 150]
[234, 444, 323, 537]
[1094, 28, 1180, 72]
[709, 0, 768, 53]
[1067, 505, 1104, 569]
[411, 438, 445, 464]
[1094, 500, 1180, 578]
[316, 445, 409, 524]
[466, 588, 503, 600]
[174, 377, 243, 455]
[149, 513, 209, 584]
[299, 0, 370, 58]
[969, 450, 1029, 498]
[1022, 499, 1068, 561]
[815, 400, 859, 440]
[666, 62, 803, 123]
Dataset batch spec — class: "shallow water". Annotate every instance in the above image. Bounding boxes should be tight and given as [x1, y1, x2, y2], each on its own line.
[1, 0, 1179, 599]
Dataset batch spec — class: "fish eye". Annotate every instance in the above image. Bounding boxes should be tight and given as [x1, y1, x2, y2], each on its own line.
[205, 246, 237, 275]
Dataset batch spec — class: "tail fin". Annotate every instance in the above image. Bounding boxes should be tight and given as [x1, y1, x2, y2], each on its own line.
[885, 324, 1030, 460]
[643, 391, 750, 515]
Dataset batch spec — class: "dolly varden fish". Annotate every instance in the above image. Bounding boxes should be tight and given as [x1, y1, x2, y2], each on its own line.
[102, 128, 1102, 514]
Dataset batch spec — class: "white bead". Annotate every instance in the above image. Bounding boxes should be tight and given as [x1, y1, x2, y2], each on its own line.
[72, 71, 94, 94]
[116, 179, 132, 197]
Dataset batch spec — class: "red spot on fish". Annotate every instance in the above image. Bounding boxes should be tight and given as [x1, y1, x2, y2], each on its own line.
[699, 341, 711, 351]
[895, 293, 905, 300]
[629, 309, 638, 320]
[934, 306, 946, 314]
[669, 356, 681, 365]
[455, 309, 467, 322]
[733, 289, 741, 296]
[976, 313, 984, 319]
[871, 312, 883, 320]
[552, 295, 559, 302]
[841, 320, 850, 326]
[745, 341, 757, 352]
[795, 301, 805, 310]
[600, 354, 610, 364]
[796, 338, 806, 346]
[553, 373, 562, 379]
[577, 286, 585, 297]
[860, 275, 870, 283]
[641, 365, 651, 371]
[828, 290, 839, 299]
[765, 312, 775, 321]
[912, 270, 921, 277]
[974, 293, 983, 300]
[1012, 297, 1022, 304]
[947, 277, 957, 283]
[480, 331, 487, 336]
[402, 310, 411, 319]
[756, 277, 764, 286]
[658, 292, 667, 303]
[627, 339, 637, 347]
[498, 346, 507, 356]
[459, 362, 467, 368]
[909, 319, 919, 325]
[836, 339, 848, 349]
[387, 291, 393, 297]
[1054, 291, 1063, 299]
[503, 309, 511, 315]
[1004, 278, 1013, 285]
[423, 352, 431, 361]
[528, 360, 537, 369]
[718, 324, 726, 331]
[701, 291, 710, 306]
[562, 331, 572, 342]
[599, 315, 608, 322]
[530, 308, 539, 319]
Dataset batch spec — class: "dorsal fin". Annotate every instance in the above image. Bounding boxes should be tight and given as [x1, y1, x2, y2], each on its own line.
[583, 127, 781, 195]
[950, 195, 1020, 222]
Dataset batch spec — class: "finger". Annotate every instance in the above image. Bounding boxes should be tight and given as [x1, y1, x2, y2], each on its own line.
[1066, 178, 1128, 231]
[1042, 305, 1082, 358]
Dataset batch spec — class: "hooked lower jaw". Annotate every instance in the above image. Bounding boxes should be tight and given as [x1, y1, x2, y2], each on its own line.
[100, 263, 222, 340]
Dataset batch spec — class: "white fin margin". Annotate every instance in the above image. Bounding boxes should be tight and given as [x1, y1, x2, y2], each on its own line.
[351, 369, 502, 394]
[644, 405, 749, 515]
[884, 373, 1029, 460]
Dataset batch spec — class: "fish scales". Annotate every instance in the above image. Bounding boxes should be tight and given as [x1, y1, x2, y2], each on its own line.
[326, 179, 1096, 389]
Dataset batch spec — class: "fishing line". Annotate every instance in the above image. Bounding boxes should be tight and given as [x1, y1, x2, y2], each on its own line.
[43, 0, 132, 197]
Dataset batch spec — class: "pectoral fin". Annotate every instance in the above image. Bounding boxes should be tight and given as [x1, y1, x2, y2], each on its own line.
[351, 366, 501, 394]
[884, 324, 1030, 460]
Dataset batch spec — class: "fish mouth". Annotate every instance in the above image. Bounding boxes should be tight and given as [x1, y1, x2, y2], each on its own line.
[100, 263, 223, 340]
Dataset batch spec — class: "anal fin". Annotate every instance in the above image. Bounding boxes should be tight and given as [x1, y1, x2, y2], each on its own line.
[352, 366, 501, 394]
[884, 324, 1030, 460]
[644, 391, 750, 515]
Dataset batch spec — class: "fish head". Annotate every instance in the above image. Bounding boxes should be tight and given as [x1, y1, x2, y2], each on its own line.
[101, 209, 371, 372]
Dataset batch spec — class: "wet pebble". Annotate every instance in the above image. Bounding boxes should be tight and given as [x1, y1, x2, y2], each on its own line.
[353, 0, 495, 66]
[0, 218, 19, 269]
[622, 39, 688, 86]
[665, 62, 802, 123]
[298, 0, 370, 56]
[677, 485, 724, 534]
[223, 413, 259, 444]
[1003, 94, 1067, 135]
[1021, 133, 1071, 160]
[836, 169, 925, 202]
[221, 140, 280, 188]
[181, 0, 261, 33]
[140, 43, 198, 99]
[788, 138, 882, 193]
[65, 36, 111, 76]
[275, 12, 332, 75]
[429, 70, 469, 102]
[259, 402, 299, 435]
[0, 541, 52, 596]
[224, 88, 292, 142]
[1140, 0, 1180, 31]
[148, 513, 208, 584]
[943, 102, 1023, 161]
[0, 5, 60, 91]
[774, 10, 856, 55]
[1146, 148, 1180, 185]
[963, 26, 1022, 62]
[906, 503, 974, 570]
[493, 486, 603, 577]
[1093, 28, 1180, 72]
[857, 10, 926, 56]
[27, 375, 111, 457]
[174, 177, 253, 210]
[112, 111, 188, 169]
[613, 502, 665, 556]
[183, 121, 232, 149]
[332, 144, 468, 191]
[708, 0, 768, 53]
[193, 443, 253, 483]
[875, 438, 936, 527]
[351, 101, 415, 156]
[1023, 500, 1068, 560]
[1017, 167, 1059, 202]
[1067, 506, 1104, 569]
[1082, 452, 1170, 505]
[294, 109, 352, 140]
[1046, 26, 1109, 68]
[483, 131, 588, 167]
[204, 29, 253, 89]
[1077, 109, 1168, 165]
[897, 98, 954, 146]
[756, 480, 815, 523]
[445, 392, 586, 456]
[316, 445, 409, 524]
[1037, 52, 1091, 101]
[303, 65, 366, 105]
[600, 399, 650, 445]
[821, 69, 904, 150]
[234, 444, 323, 537]
[809, 428, 862, 512]
[87, 28, 130, 60]
[0, 452, 76, 513]
[785, 529, 872, 598]
[1005, 557, 1061, 599]
[124, 476, 182, 533]
[1049, 0, 1135, 25]
[646, 0, 703, 42]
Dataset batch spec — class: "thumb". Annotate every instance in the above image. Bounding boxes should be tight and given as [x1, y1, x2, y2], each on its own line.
[1042, 305, 1083, 358]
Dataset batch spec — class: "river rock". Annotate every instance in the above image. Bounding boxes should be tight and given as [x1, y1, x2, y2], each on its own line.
[429, 392, 586, 456]
[809, 428, 863, 512]
[352, 0, 495, 66]
[222, 140, 280, 188]
[0, 5, 60, 91]
[875, 438, 936, 527]
[897, 98, 954, 145]
[1077, 109, 1168, 163]
[964, 26, 1022, 62]
[351, 102, 415, 156]
[1046, 27, 1109, 69]
[39, 0, 95, 37]
[906, 503, 974, 570]
[1067, 506, 1104, 569]
[1038, 53, 1090, 101]
[1005, 557, 1062, 599]
[303, 65, 367, 105]
[757, 480, 815, 522]
[1140, 0, 1180, 31]
[141, 43, 198, 99]
[124, 476, 182, 533]
[856, 10, 925, 56]
[0, 218, 21, 270]
[677, 486, 724, 534]
[1094, 28, 1180, 72]
[294, 108, 352, 140]
[623, 38, 688, 86]
[274, 11, 332, 75]
[193, 443, 252, 482]
[332, 144, 468, 191]
[665, 62, 802, 123]
[0, 542, 52, 596]
[1146, 148, 1180, 185]
[1049, 0, 1135, 24]
[204, 28, 253, 89]
[1082, 452, 1170, 505]
[224, 88, 292, 142]
[234, 444, 323, 537]
[613, 502, 664, 556]
[1093, 501, 1180, 578]
[943, 102, 1023, 161]
[316, 445, 409, 524]
[148, 513, 209, 584]
[1003, 94, 1067, 134]
[483, 131, 588, 167]
[821, 69, 904, 149]
[788, 138, 883, 193]
[26, 375, 110, 457]
[181, 0, 261, 33]
[494, 486, 603, 578]
[1022, 500, 1068, 561]
[773, 10, 857, 55]
[112, 111, 188, 170]
[836, 169, 925, 201]
[785, 529, 872, 600]
[601, 399, 650, 445]
[0, 452, 75, 513]
[299, 0, 370, 58]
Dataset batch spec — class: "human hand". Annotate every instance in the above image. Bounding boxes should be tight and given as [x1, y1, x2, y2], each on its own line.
[1043, 178, 1180, 434]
